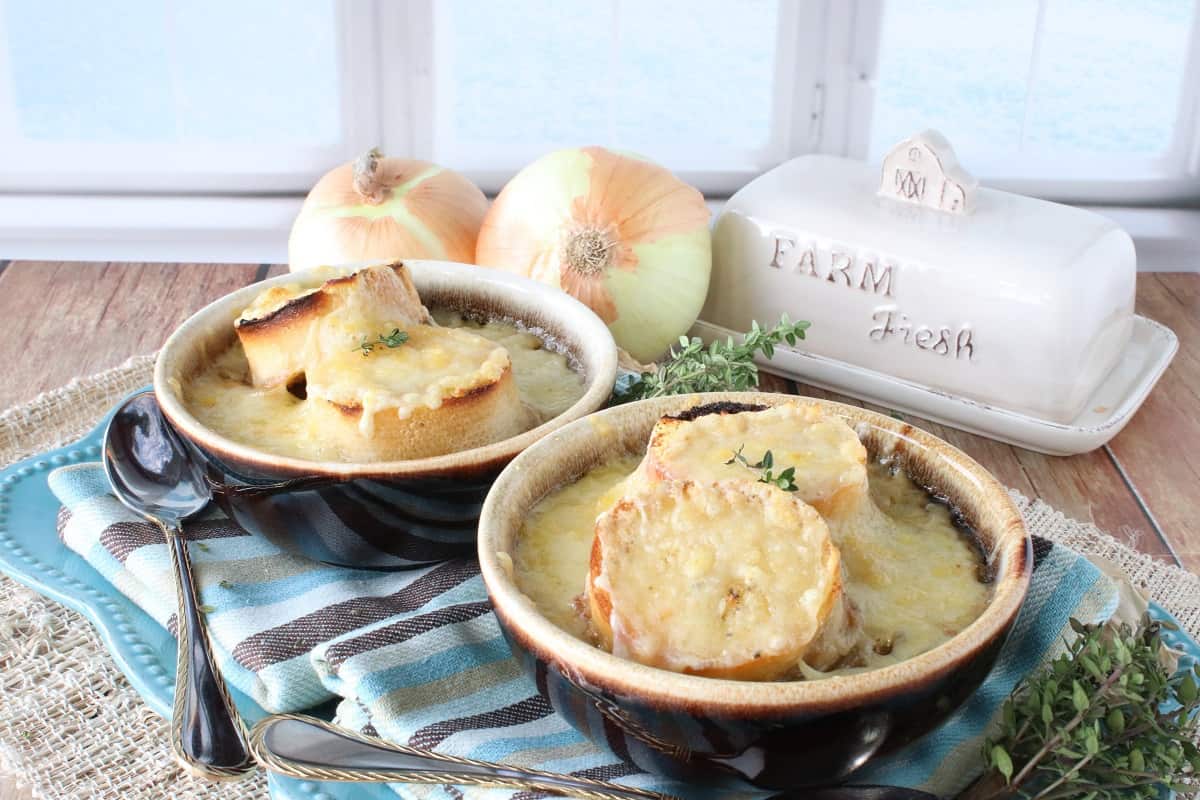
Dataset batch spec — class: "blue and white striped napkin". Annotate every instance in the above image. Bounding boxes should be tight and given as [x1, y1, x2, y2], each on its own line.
[50, 461, 1119, 798]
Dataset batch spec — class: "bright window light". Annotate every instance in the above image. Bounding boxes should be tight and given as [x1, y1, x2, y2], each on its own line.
[433, 0, 780, 169]
[4, 0, 341, 145]
[868, 0, 1198, 162]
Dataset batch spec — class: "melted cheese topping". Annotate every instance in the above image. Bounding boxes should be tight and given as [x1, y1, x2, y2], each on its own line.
[644, 404, 868, 512]
[513, 457, 990, 678]
[592, 480, 839, 679]
[234, 265, 433, 391]
[515, 457, 641, 640]
[432, 310, 585, 421]
[306, 325, 511, 436]
[182, 314, 585, 462]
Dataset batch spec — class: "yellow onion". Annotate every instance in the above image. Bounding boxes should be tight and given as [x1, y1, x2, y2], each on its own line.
[475, 146, 711, 363]
[289, 148, 488, 272]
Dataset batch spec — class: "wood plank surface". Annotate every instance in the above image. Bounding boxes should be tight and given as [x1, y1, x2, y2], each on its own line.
[1107, 273, 1200, 569]
[0, 261, 265, 410]
[0, 262, 1195, 798]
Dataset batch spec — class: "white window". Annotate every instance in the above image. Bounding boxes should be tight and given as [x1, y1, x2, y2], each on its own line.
[0, 0, 1196, 204]
[0, 0, 377, 192]
[418, 0, 787, 194]
[858, 0, 1200, 202]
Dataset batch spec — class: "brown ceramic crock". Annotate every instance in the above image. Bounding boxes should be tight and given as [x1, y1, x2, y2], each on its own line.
[478, 392, 1031, 789]
[154, 260, 618, 569]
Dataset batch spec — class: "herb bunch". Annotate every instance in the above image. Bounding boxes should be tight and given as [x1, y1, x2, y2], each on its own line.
[612, 316, 810, 403]
[725, 446, 799, 492]
[355, 328, 410, 357]
[965, 615, 1200, 800]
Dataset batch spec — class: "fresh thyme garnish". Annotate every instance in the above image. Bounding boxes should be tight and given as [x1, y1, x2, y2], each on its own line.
[612, 315, 810, 402]
[725, 445, 799, 492]
[962, 615, 1200, 800]
[355, 328, 410, 357]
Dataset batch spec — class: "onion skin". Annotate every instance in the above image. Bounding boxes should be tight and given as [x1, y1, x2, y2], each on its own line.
[289, 154, 489, 272]
[475, 147, 711, 363]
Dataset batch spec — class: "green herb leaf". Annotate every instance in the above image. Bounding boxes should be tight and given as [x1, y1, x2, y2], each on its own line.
[979, 616, 1200, 800]
[611, 316, 811, 403]
[1072, 680, 1089, 712]
[1179, 673, 1197, 705]
[355, 328, 410, 357]
[991, 745, 1014, 782]
[725, 445, 800, 492]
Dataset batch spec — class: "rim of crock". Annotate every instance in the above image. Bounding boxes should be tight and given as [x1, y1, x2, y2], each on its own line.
[153, 260, 619, 478]
[478, 392, 1032, 713]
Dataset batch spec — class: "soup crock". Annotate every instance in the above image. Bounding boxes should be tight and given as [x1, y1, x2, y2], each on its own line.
[478, 392, 1031, 789]
[154, 260, 618, 569]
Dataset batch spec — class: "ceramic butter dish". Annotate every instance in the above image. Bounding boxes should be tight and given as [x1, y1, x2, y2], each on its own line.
[701, 131, 1176, 454]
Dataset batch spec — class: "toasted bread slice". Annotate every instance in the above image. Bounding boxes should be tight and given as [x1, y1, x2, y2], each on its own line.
[304, 325, 531, 461]
[586, 480, 847, 680]
[634, 401, 897, 617]
[235, 262, 430, 388]
[633, 400, 894, 543]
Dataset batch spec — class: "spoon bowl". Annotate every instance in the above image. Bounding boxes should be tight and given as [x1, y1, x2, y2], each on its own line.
[104, 392, 210, 524]
[103, 391, 254, 780]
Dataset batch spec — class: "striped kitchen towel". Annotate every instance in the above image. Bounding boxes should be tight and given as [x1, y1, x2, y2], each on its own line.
[50, 461, 1119, 798]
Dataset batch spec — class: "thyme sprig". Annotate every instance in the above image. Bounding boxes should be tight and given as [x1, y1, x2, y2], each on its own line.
[612, 316, 810, 402]
[355, 328, 409, 357]
[963, 615, 1200, 800]
[725, 445, 799, 492]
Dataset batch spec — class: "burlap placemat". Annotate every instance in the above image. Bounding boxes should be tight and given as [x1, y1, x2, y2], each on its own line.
[1, 356, 1198, 800]
[0, 356, 267, 799]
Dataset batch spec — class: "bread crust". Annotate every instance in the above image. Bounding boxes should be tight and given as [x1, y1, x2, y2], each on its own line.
[235, 261, 430, 388]
[307, 363, 530, 461]
[586, 480, 846, 681]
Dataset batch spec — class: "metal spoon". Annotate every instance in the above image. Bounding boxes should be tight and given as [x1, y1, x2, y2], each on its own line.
[103, 391, 254, 781]
[250, 714, 939, 800]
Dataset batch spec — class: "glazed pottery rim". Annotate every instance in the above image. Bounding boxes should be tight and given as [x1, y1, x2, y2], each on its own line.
[153, 259, 619, 478]
[478, 391, 1033, 712]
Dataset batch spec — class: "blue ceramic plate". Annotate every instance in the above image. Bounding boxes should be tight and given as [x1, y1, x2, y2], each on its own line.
[0, 389, 392, 800]
[1, 389, 1196, 800]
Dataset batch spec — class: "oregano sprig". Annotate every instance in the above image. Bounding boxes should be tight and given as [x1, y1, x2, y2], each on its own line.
[355, 328, 409, 357]
[612, 315, 810, 403]
[963, 615, 1200, 800]
[725, 445, 799, 492]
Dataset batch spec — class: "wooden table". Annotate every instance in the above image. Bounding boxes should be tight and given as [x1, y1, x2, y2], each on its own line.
[0, 260, 1196, 796]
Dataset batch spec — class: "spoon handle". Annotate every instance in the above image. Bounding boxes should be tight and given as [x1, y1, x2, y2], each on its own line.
[250, 714, 672, 800]
[165, 523, 255, 780]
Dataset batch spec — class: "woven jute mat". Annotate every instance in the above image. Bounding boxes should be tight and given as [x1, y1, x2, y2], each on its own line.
[1, 356, 1199, 800]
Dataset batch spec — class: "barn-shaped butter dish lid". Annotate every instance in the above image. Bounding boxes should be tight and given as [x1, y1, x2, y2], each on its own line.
[699, 130, 1177, 455]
